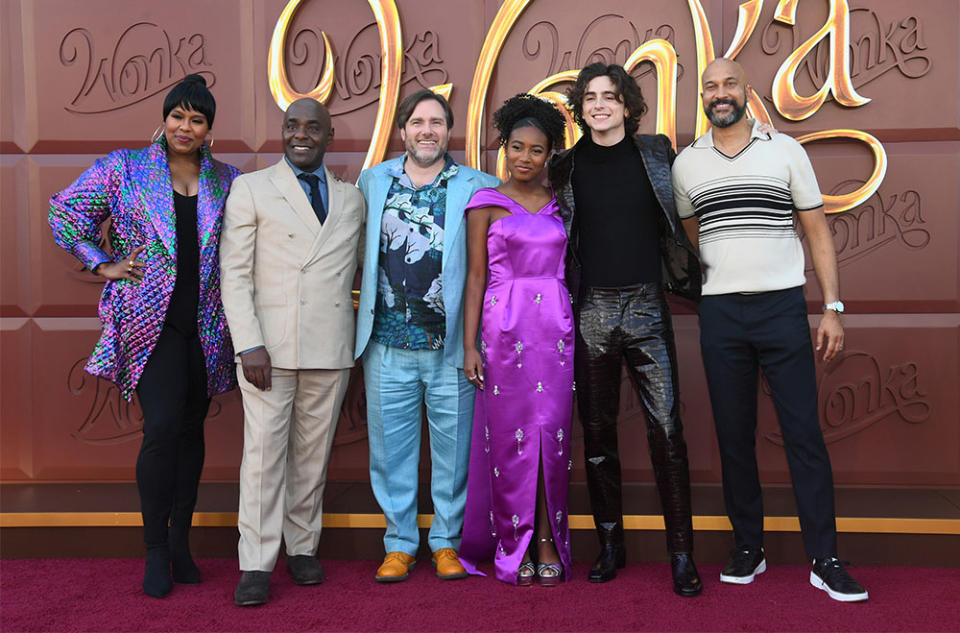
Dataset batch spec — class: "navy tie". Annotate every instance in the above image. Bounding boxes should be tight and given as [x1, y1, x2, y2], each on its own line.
[297, 173, 326, 225]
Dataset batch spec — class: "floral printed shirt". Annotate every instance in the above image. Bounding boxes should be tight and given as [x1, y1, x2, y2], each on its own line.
[371, 156, 458, 350]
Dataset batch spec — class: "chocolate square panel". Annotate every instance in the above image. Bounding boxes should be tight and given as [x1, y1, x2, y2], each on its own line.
[29, 317, 244, 480]
[801, 141, 960, 313]
[22, 0, 255, 153]
[720, 0, 960, 140]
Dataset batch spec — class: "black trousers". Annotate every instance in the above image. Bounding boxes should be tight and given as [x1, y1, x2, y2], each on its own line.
[135, 326, 210, 548]
[699, 287, 837, 558]
[575, 283, 694, 553]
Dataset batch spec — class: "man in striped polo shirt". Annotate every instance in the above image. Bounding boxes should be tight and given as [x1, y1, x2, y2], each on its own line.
[672, 58, 868, 602]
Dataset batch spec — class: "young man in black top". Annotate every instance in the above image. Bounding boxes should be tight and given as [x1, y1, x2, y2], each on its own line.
[549, 63, 703, 596]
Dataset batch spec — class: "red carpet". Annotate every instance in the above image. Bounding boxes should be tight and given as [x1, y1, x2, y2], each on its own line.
[1, 558, 957, 632]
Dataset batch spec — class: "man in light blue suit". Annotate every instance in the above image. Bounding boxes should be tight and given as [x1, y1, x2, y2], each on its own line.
[355, 89, 499, 583]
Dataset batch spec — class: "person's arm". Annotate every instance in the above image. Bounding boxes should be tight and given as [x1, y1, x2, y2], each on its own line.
[48, 154, 146, 281]
[796, 206, 843, 362]
[671, 157, 699, 253]
[219, 176, 272, 390]
[463, 206, 491, 389]
[682, 217, 699, 253]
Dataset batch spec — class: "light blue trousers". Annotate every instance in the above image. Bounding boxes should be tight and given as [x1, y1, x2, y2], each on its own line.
[363, 341, 475, 556]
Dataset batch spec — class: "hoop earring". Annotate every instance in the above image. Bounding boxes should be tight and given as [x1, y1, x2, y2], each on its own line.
[206, 134, 214, 148]
[151, 125, 164, 143]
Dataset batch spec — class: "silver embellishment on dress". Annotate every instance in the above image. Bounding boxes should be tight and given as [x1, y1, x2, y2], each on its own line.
[572, 380, 576, 392]
[534, 293, 542, 304]
[490, 510, 497, 537]
[557, 339, 565, 365]
[490, 295, 497, 306]
[569, 292, 574, 304]
[536, 382, 544, 393]
[484, 425, 490, 453]
[568, 458, 573, 471]
[515, 428, 524, 455]
[515, 341, 523, 368]
[494, 466, 500, 478]
[480, 340, 487, 361]
[556, 428, 564, 455]
[493, 385, 500, 395]
[512, 514, 520, 541]
[555, 510, 562, 526]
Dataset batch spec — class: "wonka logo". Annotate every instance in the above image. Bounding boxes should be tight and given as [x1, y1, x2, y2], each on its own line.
[59, 22, 213, 114]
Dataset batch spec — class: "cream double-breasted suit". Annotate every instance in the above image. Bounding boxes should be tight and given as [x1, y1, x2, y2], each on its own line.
[220, 158, 364, 571]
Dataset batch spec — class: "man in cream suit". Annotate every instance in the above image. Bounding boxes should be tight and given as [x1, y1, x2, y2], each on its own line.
[355, 90, 498, 583]
[220, 98, 364, 606]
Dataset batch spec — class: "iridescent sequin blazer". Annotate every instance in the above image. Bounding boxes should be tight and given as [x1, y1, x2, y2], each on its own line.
[49, 139, 242, 400]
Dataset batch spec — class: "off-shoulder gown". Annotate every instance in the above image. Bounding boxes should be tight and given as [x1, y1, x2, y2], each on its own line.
[459, 188, 574, 584]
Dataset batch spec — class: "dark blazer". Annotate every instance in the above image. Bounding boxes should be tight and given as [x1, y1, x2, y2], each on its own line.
[548, 133, 702, 307]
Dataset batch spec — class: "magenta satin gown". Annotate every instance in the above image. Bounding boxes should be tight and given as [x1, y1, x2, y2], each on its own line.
[459, 188, 574, 584]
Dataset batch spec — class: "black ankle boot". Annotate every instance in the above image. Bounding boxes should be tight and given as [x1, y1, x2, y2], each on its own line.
[671, 552, 703, 597]
[169, 526, 200, 584]
[143, 547, 173, 598]
[589, 543, 626, 583]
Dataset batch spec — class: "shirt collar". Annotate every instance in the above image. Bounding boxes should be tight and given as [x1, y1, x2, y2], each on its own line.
[388, 154, 459, 187]
[692, 118, 769, 148]
[284, 156, 326, 183]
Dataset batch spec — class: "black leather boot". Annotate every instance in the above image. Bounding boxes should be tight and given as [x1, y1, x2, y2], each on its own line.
[671, 552, 703, 597]
[589, 524, 626, 583]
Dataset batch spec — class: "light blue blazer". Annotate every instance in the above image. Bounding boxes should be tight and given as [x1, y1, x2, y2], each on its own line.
[354, 156, 500, 367]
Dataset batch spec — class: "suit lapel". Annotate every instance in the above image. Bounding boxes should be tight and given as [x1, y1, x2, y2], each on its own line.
[442, 170, 472, 267]
[363, 160, 398, 271]
[303, 166, 345, 265]
[133, 142, 177, 260]
[196, 147, 225, 267]
[269, 159, 321, 236]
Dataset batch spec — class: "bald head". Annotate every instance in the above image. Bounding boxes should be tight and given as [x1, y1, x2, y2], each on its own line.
[701, 58, 750, 129]
[283, 98, 334, 171]
[702, 58, 747, 89]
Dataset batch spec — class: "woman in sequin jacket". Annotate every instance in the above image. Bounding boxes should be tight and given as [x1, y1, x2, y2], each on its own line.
[49, 75, 241, 598]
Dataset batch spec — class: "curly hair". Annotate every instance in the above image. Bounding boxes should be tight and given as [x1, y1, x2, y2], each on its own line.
[493, 93, 566, 151]
[566, 63, 648, 137]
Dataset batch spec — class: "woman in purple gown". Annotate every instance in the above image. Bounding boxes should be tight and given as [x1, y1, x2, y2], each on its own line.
[460, 95, 573, 586]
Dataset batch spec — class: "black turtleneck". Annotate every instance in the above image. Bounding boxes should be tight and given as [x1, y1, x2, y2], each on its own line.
[572, 134, 661, 287]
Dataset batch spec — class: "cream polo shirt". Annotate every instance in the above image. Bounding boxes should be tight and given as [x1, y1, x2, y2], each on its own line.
[671, 120, 824, 296]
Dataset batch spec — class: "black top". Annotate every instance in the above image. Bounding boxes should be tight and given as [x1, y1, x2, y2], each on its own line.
[165, 191, 200, 336]
[572, 134, 661, 287]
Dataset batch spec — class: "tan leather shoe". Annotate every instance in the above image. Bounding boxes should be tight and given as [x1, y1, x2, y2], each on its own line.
[432, 548, 468, 580]
[375, 551, 416, 583]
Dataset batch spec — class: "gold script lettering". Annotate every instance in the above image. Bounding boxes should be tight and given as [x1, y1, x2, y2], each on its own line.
[772, 0, 870, 120]
[796, 129, 887, 214]
[268, 0, 403, 173]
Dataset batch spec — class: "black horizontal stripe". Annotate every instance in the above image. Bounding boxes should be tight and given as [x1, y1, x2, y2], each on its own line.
[690, 184, 792, 204]
[697, 197, 794, 216]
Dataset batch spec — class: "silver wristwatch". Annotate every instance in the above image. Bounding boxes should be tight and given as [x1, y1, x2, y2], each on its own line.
[823, 301, 845, 314]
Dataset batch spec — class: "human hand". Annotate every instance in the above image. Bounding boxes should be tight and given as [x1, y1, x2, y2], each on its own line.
[240, 347, 272, 391]
[95, 245, 146, 282]
[758, 122, 778, 135]
[464, 348, 484, 390]
[816, 310, 844, 362]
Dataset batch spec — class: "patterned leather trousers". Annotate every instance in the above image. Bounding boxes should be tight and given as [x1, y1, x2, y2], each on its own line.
[575, 283, 694, 553]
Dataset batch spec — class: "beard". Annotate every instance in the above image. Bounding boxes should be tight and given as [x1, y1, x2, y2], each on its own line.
[404, 135, 447, 167]
[706, 97, 748, 128]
